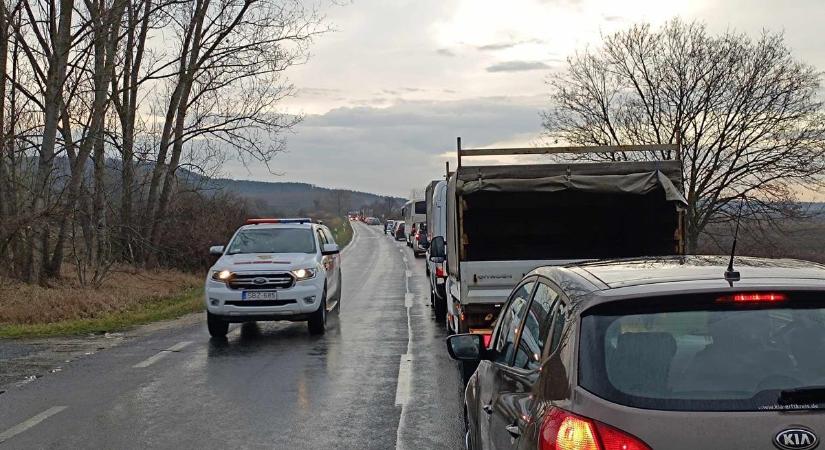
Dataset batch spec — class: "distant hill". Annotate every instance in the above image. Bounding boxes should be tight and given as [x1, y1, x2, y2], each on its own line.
[203, 178, 405, 217]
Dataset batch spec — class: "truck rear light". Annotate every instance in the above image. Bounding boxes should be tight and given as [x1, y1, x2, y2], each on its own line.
[435, 266, 446, 278]
[717, 292, 787, 303]
[540, 408, 650, 450]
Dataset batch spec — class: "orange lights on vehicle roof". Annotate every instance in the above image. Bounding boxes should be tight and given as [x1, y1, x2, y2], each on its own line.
[717, 292, 788, 303]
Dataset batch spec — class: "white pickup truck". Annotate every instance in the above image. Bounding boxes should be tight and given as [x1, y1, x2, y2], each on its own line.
[428, 139, 688, 336]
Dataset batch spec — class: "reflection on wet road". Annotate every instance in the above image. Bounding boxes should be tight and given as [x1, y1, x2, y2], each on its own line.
[0, 223, 464, 449]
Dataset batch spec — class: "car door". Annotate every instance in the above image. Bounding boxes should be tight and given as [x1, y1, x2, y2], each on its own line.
[490, 281, 560, 450]
[475, 279, 535, 450]
[315, 228, 336, 298]
[321, 226, 341, 293]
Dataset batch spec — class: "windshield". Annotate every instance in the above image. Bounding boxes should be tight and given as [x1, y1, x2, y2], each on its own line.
[579, 294, 825, 411]
[226, 228, 316, 254]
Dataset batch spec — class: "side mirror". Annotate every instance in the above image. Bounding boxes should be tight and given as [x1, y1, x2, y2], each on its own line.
[429, 236, 446, 262]
[446, 334, 484, 361]
[321, 243, 340, 255]
[209, 245, 225, 256]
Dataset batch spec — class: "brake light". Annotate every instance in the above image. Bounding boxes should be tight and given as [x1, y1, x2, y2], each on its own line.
[540, 408, 650, 450]
[482, 333, 492, 348]
[435, 266, 446, 278]
[717, 292, 787, 303]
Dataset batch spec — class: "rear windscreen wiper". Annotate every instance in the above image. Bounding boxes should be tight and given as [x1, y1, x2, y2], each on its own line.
[778, 386, 825, 405]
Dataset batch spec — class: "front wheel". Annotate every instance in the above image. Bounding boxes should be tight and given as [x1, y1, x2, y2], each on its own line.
[308, 294, 327, 335]
[207, 312, 229, 338]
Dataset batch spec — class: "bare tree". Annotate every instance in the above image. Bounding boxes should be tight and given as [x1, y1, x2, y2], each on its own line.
[543, 19, 825, 252]
[142, 0, 322, 258]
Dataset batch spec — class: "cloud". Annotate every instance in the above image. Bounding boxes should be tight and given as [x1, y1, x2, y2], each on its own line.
[221, 96, 548, 197]
[486, 61, 551, 72]
[477, 38, 543, 51]
[436, 48, 456, 57]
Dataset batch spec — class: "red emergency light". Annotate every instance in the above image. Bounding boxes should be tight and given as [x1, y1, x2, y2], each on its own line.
[245, 218, 312, 225]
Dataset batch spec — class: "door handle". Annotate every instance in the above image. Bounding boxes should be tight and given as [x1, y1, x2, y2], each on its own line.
[482, 403, 493, 415]
[505, 424, 521, 438]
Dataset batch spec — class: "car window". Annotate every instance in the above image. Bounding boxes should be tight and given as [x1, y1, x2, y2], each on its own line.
[322, 227, 336, 245]
[513, 282, 560, 370]
[494, 281, 534, 365]
[548, 303, 568, 355]
[227, 228, 316, 254]
[315, 229, 327, 247]
[579, 294, 825, 411]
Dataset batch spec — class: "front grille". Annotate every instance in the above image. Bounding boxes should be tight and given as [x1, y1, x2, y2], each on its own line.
[227, 273, 295, 290]
[225, 300, 297, 307]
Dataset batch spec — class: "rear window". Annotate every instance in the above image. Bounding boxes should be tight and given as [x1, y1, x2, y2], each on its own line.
[415, 201, 426, 214]
[579, 293, 825, 411]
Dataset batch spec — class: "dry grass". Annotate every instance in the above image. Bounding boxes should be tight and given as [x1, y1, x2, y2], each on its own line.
[0, 265, 202, 327]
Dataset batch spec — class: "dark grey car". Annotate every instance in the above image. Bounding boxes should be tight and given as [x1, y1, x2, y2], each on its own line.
[448, 256, 825, 450]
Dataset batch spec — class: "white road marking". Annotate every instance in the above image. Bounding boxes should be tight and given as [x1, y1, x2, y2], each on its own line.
[0, 406, 67, 443]
[396, 247, 416, 449]
[133, 341, 192, 368]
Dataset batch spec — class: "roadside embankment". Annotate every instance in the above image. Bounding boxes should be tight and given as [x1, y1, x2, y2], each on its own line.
[0, 267, 203, 339]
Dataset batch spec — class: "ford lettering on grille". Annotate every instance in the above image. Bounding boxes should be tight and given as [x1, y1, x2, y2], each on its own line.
[253, 277, 267, 285]
[775, 428, 818, 450]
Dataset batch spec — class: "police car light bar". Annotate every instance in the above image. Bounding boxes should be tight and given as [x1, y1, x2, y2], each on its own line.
[245, 218, 313, 225]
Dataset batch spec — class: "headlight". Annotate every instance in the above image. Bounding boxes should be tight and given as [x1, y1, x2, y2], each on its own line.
[211, 270, 232, 282]
[291, 268, 317, 281]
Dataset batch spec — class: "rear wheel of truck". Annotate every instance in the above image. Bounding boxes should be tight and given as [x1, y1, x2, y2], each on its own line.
[460, 360, 478, 385]
[434, 292, 447, 323]
[207, 312, 229, 338]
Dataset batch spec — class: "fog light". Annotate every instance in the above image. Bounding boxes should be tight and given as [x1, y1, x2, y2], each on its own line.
[303, 295, 316, 304]
[210, 298, 220, 306]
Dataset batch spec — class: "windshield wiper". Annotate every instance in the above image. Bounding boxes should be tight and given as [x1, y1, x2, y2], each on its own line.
[778, 386, 825, 405]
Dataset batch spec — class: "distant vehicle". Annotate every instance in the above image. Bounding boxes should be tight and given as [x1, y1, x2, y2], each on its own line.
[449, 256, 825, 450]
[401, 198, 426, 246]
[365, 217, 381, 225]
[410, 222, 427, 256]
[393, 222, 406, 241]
[385, 220, 395, 234]
[425, 180, 448, 323]
[430, 139, 686, 339]
[204, 218, 342, 337]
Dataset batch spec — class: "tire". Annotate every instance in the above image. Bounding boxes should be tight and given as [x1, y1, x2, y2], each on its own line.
[460, 360, 478, 385]
[434, 291, 447, 323]
[308, 293, 327, 335]
[207, 312, 229, 338]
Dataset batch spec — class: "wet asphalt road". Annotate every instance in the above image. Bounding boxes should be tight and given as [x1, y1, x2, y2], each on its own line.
[0, 223, 465, 449]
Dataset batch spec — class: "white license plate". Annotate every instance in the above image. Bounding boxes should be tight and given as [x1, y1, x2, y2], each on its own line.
[243, 291, 278, 301]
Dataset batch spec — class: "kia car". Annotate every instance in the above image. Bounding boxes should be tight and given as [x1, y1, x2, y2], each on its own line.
[448, 256, 825, 450]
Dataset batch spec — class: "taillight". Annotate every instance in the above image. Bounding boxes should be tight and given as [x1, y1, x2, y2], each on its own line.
[717, 292, 787, 303]
[482, 333, 492, 348]
[435, 266, 446, 278]
[540, 408, 650, 450]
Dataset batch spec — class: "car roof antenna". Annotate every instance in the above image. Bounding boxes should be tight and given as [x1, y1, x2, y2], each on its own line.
[724, 200, 745, 284]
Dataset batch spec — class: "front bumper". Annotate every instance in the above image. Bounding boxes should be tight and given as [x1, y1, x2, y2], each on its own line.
[204, 276, 325, 319]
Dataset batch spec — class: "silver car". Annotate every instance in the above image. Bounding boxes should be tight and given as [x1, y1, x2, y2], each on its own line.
[449, 256, 825, 450]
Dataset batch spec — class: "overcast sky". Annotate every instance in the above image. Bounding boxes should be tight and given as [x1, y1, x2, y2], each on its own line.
[222, 0, 825, 199]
